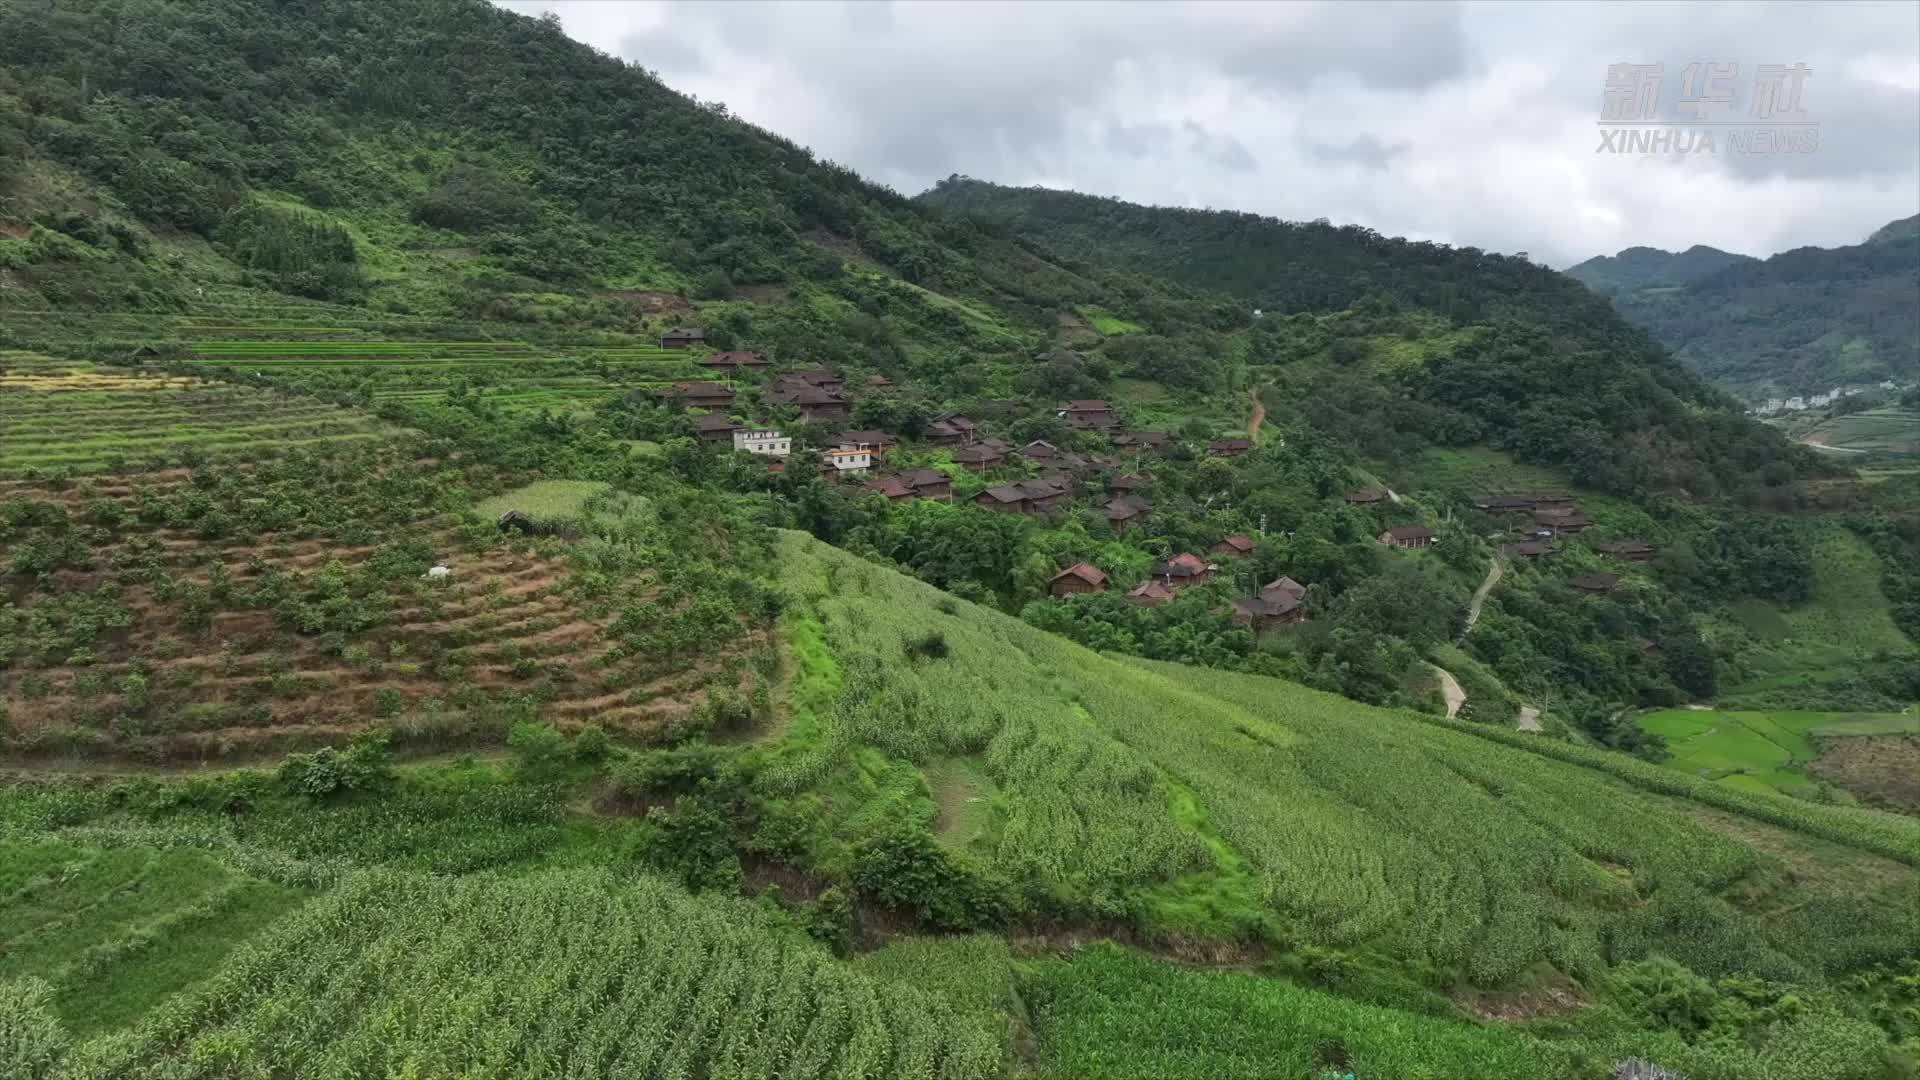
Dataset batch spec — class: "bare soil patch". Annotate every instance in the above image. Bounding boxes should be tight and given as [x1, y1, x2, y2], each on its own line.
[1808, 734, 1920, 814]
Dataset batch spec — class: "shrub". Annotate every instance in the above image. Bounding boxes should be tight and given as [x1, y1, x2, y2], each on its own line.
[572, 724, 610, 761]
[905, 631, 949, 661]
[806, 886, 854, 955]
[507, 720, 570, 778]
[641, 795, 742, 892]
[851, 827, 1011, 931]
[278, 734, 394, 799]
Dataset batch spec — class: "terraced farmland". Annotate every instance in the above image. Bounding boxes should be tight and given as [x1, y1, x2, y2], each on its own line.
[174, 333, 711, 416]
[1, 448, 773, 761]
[1, 353, 391, 474]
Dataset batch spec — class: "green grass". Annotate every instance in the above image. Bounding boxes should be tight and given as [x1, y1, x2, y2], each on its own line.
[1638, 708, 1920, 798]
[1396, 445, 1565, 494]
[1074, 304, 1144, 336]
[1727, 531, 1915, 694]
[473, 479, 612, 521]
[0, 841, 307, 1035]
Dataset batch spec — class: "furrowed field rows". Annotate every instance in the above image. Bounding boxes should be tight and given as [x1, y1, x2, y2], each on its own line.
[54, 869, 1005, 1080]
[775, 533, 1920, 991]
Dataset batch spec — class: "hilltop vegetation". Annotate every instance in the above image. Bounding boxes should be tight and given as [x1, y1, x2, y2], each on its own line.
[917, 176, 1834, 502]
[1568, 217, 1920, 399]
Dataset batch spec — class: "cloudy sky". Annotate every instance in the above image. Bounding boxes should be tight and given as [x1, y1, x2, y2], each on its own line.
[499, 0, 1919, 268]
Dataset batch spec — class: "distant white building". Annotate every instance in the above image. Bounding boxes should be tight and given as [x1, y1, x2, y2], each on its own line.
[823, 446, 873, 476]
[733, 429, 791, 457]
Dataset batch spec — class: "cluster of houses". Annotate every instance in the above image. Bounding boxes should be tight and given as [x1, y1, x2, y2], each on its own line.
[1474, 492, 1655, 595]
[658, 345, 1504, 629]
[1044, 534, 1305, 628]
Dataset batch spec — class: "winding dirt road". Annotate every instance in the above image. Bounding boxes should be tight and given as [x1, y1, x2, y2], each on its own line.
[1431, 664, 1466, 719]
[1247, 386, 1266, 440]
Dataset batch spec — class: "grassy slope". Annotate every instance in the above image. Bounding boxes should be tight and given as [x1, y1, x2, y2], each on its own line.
[770, 532, 1919, 974]
[1719, 530, 1916, 697]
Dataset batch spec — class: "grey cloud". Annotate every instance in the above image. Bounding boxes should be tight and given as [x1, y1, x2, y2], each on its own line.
[1183, 122, 1258, 172]
[1304, 134, 1410, 171]
[1105, 122, 1174, 159]
[1214, 2, 1469, 93]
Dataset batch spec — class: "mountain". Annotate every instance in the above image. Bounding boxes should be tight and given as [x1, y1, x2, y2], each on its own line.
[916, 176, 1831, 499]
[4, 3, 1920, 1076]
[1568, 219, 1920, 399]
[1564, 244, 1757, 295]
[1867, 213, 1920, 247]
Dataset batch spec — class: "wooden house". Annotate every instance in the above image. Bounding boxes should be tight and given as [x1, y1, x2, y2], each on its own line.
[1212, 535, 1255, 558]
[784, 368, 846, 394]
[974, 484, 1032, 514]
[1346, 490, 1386, 506]
[671, 381, 736, 409]
[1127, 579, 1177, 607]
[693, 413, 739, 444]
[1570, 573, 1621, 595]
[951, 444, 1006, 472]
[1207, 438, 1253, 458]
[1153, 553, 1216, 588]
[925, 414, 978, 446]
[698, 350, 769, 371]
[1500, 540, 1553, 559]
[1379, 524, 1436, 549]
[1060, 399, 1118, 429]
[1232, 576, 1308, 630]
[1105, 495, 1151, 533]
[1593, 539, 1656, 562]
[660, 327, 706, 349]
[1534, 509, 1592, 535]
[902, 468, 953, 501]
[863, 475, 914, 503]
[1049, 562, 1109, 597]
[1112, 430, 1170, 452]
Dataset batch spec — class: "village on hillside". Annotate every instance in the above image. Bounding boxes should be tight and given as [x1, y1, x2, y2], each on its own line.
[648, 330, 1665, 636]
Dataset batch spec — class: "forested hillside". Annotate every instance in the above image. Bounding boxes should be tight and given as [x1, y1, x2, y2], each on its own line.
[1569, 217, 1920, 398]
[1565, 245, 1757, 295]
[916, 176, 1831, 499]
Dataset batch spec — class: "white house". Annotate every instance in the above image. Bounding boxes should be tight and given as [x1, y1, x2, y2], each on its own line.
[824, 446, 873, 476]
[732, 429, 791, 457]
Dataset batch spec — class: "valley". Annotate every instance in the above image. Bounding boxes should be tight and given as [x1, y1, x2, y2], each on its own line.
[1, 1, 1916, 1078]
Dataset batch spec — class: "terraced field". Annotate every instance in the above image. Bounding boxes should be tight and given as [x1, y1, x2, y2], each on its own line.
[1, 353, 392, 473]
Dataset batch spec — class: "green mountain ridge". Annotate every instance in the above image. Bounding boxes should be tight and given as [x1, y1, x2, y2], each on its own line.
[1564, 244, 1758, 294]
[1567, 217, 1920, 399]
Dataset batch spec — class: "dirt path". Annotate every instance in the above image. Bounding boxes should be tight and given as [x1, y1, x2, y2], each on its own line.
[1247, 386, 1266, 440]
[1517, 706, 1542, 732]
[1430, 664, 1466, 719]
[1459, 556, 1503, 639]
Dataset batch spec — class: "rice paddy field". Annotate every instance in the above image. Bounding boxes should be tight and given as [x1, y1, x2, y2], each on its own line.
[1638, 707, 1920, 798]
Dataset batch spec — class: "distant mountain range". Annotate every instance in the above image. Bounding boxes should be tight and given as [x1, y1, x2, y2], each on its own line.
[1566, 216, 1920, 399]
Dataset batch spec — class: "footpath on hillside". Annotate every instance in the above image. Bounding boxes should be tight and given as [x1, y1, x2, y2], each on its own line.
[1459, 556, 1503, 639]
[1247, 385, 1266, 440]
[1430, 664, 1466, 719]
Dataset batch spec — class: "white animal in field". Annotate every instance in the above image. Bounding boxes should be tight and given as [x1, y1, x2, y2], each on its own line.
[425, 565, 451, 580]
